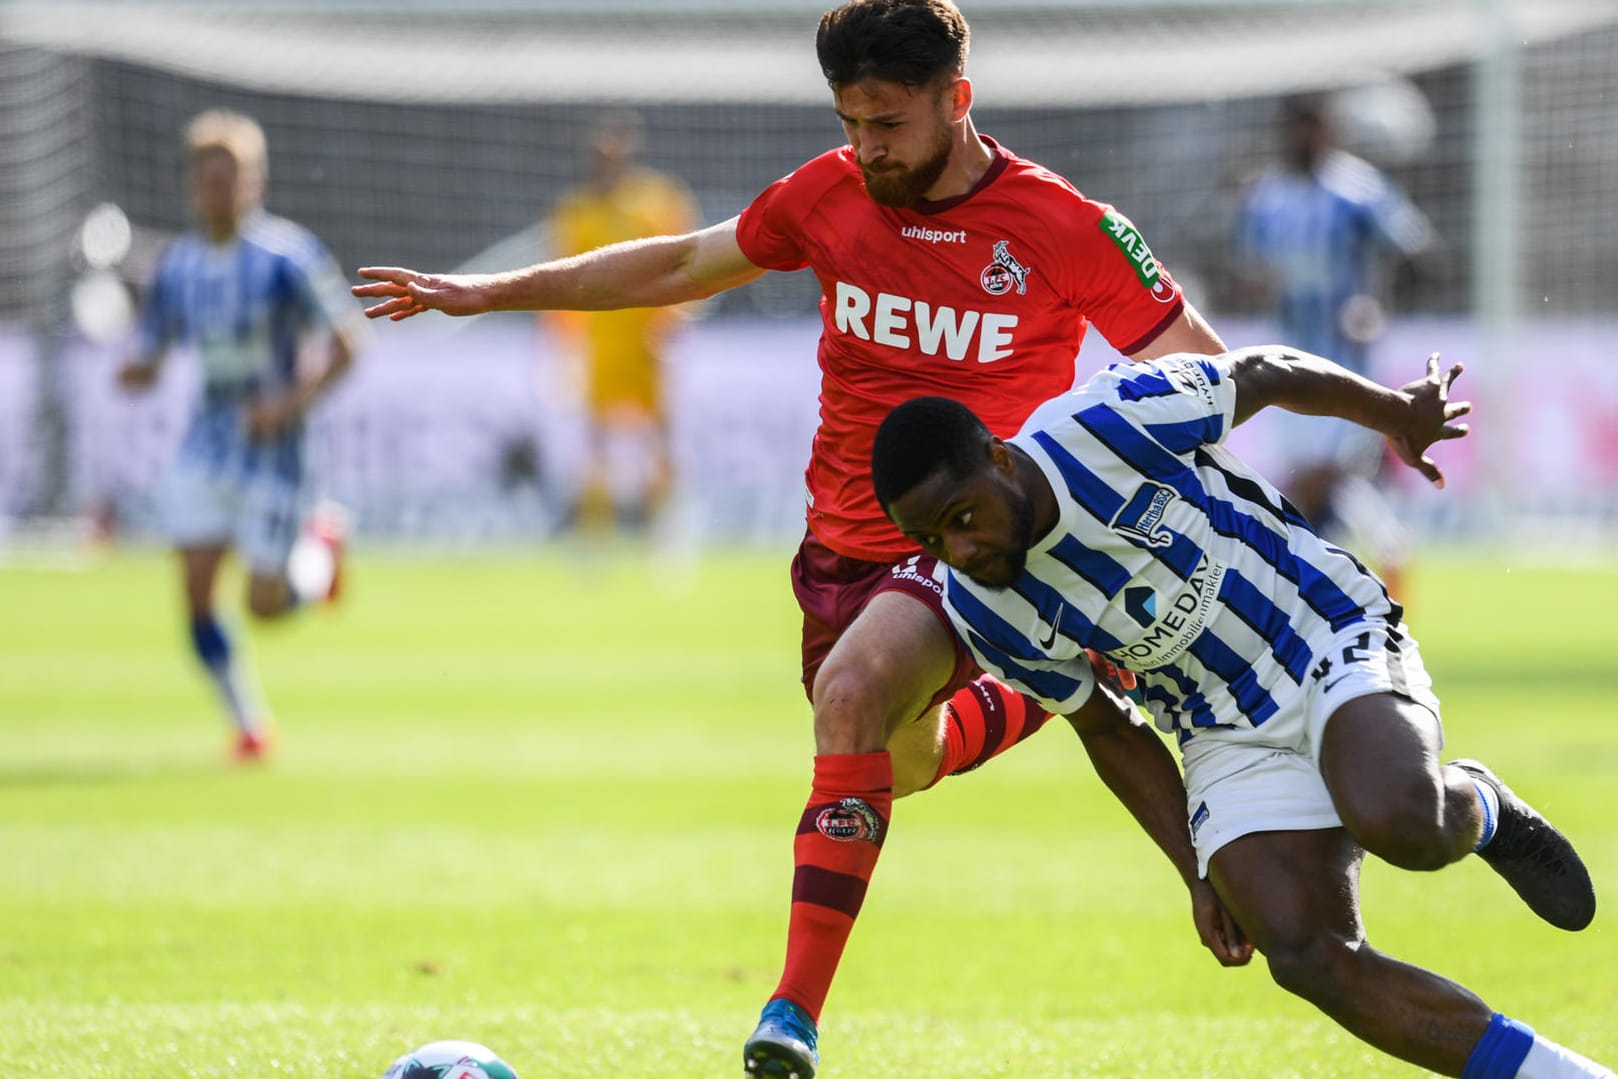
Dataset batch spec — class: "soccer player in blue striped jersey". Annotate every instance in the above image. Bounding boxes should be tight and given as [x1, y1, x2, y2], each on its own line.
[1236, 94, 1435, 598]
[118, 109, 365, 762]
[873, 349, 1609, 1079]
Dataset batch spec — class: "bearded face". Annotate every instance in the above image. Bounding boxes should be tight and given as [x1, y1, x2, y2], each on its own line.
[859, 113, 953, 207]
[834, 77, 960, 207]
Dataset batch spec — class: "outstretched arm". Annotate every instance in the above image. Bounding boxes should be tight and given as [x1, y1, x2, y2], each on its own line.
[1228, 347, 1471, 488]
[1066, 684, 1252, 967]
[1128, 301, 1226, 361]
[352, 216, 766, 321]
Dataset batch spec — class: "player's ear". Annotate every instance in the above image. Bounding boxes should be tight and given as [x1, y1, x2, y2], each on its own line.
[986, 436, 1013, 475]
[948, 76, 972, 121]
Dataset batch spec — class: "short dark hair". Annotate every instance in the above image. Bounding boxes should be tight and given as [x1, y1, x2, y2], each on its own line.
[1281, 92, 1327, 126]
[816, 0, 970, 90]
[871, 395, 993, 514]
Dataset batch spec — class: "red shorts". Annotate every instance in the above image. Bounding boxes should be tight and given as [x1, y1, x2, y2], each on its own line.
[790, 529, 979, 707]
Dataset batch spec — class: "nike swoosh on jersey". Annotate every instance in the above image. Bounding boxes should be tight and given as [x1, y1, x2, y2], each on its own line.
[1036, 605, 1064, 650]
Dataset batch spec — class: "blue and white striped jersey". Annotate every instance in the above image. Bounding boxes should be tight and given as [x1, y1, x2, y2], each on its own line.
[1237, 150, 1430, 373]
[137, 211, 360, 477]
[942, 353, 1397, 741]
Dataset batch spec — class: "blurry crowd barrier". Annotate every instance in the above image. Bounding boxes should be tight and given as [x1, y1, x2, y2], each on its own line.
[1, 312, 1614, 549]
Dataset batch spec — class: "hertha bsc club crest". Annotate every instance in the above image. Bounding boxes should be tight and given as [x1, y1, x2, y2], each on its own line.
[980, 239, 1031, 296]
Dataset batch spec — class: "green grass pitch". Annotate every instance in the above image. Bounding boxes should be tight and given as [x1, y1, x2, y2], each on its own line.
[2, 547, 1615, 1077]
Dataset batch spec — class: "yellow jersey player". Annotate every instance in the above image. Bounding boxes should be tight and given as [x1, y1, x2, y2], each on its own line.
[547, 112, 697, 536]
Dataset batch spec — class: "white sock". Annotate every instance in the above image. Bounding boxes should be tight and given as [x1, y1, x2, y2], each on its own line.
[286, 533, 335, 605]
[204, 654, 261, 733]
[1517, 1034, 1616, 1078]
[191, 616, 263, 733]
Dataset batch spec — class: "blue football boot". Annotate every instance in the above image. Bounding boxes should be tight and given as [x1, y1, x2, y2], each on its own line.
[743, 998, 819, 1078]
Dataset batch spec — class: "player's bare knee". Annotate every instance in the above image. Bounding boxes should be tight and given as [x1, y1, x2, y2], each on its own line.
[245, 580, 293, 621]
[1263, 935, 1359, 1008]
[812, 663, 899, 753]
[814, 656, 942, 760]
[1340, 781, 1451, 871]
[245, 595, 286, 621]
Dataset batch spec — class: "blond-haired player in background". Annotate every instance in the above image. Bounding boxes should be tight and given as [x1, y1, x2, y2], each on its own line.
[117, 109, 365, 761]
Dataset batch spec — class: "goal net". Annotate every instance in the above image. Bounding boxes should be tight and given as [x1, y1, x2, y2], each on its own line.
[2, 0, 1616, 545]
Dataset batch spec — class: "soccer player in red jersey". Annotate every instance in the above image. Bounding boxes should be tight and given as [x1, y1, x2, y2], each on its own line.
[354, 2, 1244, 1074]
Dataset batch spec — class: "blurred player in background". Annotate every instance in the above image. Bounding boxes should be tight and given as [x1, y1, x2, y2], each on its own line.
[546, 111, 698, 539]
[1236, 93, 1435, 598]
[117, 109, 365, 762]
[872, 349, 1607, 1079]
[354, 2, 1233, 1074]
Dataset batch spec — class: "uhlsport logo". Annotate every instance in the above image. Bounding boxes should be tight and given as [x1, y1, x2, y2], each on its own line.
[1099, 209, 1177, 303]
[901, 224, 968, 244]
[980, 239, 1031, 296]
[890, 553, 945, 596]
[816, 797, 884, 843]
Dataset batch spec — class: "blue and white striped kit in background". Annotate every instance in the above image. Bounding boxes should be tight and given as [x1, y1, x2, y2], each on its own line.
[1237, 150, 1432, 469]
[137, 210, 360, 573]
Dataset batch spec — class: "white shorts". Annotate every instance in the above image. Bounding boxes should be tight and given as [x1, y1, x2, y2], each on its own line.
[1181, 619, 1441, 877]
[158, 455, 305, 576]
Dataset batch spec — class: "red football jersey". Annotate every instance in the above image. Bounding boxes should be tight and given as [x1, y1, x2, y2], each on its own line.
[736, 136, 1186, 562]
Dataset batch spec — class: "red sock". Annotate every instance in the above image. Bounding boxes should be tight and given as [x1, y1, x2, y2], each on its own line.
[929, 675, 1052, 788]
[770, 751, 893, 1023]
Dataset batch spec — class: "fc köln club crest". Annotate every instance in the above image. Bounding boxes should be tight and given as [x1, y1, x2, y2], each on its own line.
[980, 239, 1031, 296]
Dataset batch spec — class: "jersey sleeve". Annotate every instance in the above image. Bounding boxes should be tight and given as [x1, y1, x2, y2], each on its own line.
[135, 246, 180, 360]
[1365, 177, 1433, 258]
[736, 151, 850, 273]
[279, 230, 366, 340]
[1062, 202, 1187, 357]
[734, 170, 811, 272]
[945, 582, 1098, 715]
[1098, 353, 1239, 454]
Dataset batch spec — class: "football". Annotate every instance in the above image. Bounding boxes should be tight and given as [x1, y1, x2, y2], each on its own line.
[381, 1040, 520, 1079]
